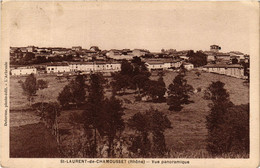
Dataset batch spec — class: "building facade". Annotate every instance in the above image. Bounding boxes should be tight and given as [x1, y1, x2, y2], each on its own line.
[203, 64, 245, 79]
[46, 63, 70, 73]
[11, 66, 37, 76]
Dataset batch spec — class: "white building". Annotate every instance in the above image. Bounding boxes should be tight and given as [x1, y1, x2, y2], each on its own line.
[11, 66, 37, 76]
[183, 63, 194, 70]
[69, 62, 95, 72]
[145, 59, 182, 71]
[46, 63, 70, 73]
[203, 64, 245, 79]
[106, 50, 134, 60]
[95, 62, 121, 72]
[69, 61, 121, 73]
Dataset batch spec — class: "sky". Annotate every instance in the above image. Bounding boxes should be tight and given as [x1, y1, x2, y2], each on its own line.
[3, 2, 257, 54]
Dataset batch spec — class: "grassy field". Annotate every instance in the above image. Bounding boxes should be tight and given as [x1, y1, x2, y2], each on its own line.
[10, 123, 59, 158]
[10, 70, 249, 158]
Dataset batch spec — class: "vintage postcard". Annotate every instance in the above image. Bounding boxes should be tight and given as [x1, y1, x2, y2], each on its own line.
[0, 1, 259, 168]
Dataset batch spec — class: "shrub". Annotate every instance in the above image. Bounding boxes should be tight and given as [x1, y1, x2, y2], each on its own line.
[37, 79, 48, 90]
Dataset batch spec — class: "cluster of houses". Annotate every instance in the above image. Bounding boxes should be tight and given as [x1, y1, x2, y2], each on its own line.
[204, 45, 249, 63]
[10, 45, 249, 79]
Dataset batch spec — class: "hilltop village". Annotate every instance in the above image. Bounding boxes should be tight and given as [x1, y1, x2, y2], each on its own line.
[10, 45, 249, 79]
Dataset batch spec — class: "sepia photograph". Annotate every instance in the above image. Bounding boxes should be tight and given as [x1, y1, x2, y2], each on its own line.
[0, 1, 259, 168]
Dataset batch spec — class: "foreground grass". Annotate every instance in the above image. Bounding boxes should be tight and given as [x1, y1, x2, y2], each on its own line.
[10, 123, 59, 158]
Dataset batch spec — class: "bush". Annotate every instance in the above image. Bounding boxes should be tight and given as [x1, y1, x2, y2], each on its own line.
[197, 87, 201, 92]
[37, 79, 48, 90]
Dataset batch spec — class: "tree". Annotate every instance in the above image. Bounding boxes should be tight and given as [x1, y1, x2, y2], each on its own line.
[112, 58, 150, 95]
[111, 73, 131, 95]
[223, 104, 249, 154]
[149, 108, 172, 157]
[101, 97, 125, 157]
[58, 85, 72, 108]
[37, 79, 48, 90]
[57, 75, 86, 108]
[143, 76, 166, 102]
[21, 73, 38, 106]
[188, 51, 207, 67]
[82, 73, 105, 157]
[128, 108, 172, 157]
[167, 74, 193, 111]
[132, 74, 150, 97]
[120, 60, 134, 76]
[128, 112, 151, 157]
[44, 102, 61, 143]
[157, 75, 166, 101]
[19, 52, 35, 64]
[70, 75, 86, 107]
[204, 81, 234, 155]
[131, 56, 148, 72]
[179, 64, 187, 75]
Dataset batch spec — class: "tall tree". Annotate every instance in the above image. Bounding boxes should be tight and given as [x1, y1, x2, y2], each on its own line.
[157, 75, 166, 101]
[223, 104, 249, 154]
[132, 74, 150, 97]
[204, 81, 234, 155]
[58, 85, 72, 108]
[111, 73, 131, 95]
[21, 73, 38, 106]
[101, 97, 125, 157]
[82, 73, 105, 157]
[70, 75, 86, 107]
[44, 102, 61, 143]
[128, 108, 172, 157]
[120, 60, 134, 76]
[149, 108, 172, 157]
[128, 112, 151, 157]
[143, 76, 166, 102]
[167, 74, 193, 111]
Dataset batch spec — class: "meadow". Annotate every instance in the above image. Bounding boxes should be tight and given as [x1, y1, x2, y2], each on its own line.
[10, 70, 249, 158]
